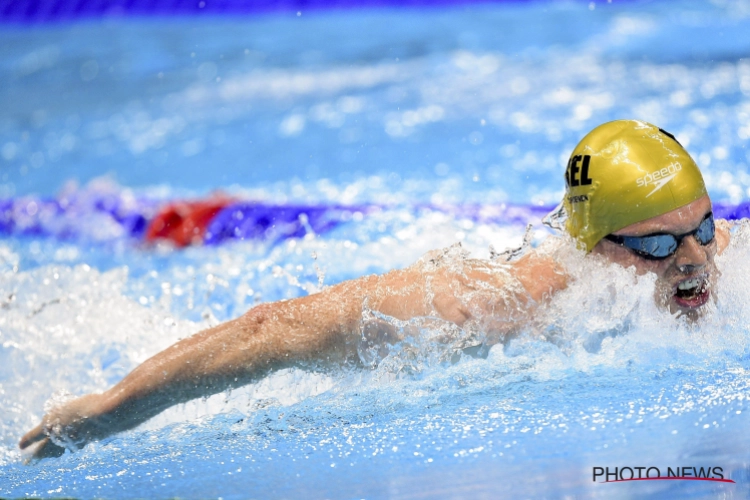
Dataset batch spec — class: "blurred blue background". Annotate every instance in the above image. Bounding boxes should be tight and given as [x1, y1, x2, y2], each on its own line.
[2, 0, 749, 205]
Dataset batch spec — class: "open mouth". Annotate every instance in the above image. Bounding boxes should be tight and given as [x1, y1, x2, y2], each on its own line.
[673, 275, 710, 309]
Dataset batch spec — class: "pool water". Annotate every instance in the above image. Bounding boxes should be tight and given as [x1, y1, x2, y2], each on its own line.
[2, 0, 750, 497]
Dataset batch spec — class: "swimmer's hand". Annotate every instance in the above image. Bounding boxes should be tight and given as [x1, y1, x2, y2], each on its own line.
[19, 394, 107, 461]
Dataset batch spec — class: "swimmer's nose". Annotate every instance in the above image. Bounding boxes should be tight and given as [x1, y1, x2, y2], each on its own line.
[674, 233, 709, 273]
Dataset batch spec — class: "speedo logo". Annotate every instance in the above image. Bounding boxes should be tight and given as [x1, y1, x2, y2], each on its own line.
[567, 195, 589, 203]
[636, 164, 682, 198]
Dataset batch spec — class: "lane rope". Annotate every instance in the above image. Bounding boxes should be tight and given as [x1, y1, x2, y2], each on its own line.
[1, 191, 746, 248]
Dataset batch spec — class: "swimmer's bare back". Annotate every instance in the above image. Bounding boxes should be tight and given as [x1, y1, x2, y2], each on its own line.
[19, 248, 566, 460]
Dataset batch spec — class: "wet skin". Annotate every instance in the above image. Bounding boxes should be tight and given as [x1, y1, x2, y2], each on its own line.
[18, 195, 730, 460]
[16, 245, 566, 461]
[591, 195, 730, 318]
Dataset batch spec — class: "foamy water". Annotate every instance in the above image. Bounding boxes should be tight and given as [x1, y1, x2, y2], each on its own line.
[2, 207, 750, 497]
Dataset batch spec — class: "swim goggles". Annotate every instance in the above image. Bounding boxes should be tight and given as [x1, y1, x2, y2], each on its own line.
[603, 212, 715, 260]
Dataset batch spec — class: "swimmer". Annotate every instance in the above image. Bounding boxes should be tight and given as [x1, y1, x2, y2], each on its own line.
[18, 119, 732, 459]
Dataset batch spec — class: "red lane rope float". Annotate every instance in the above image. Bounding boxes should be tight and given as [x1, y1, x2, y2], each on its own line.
[144, 197, 234, 248]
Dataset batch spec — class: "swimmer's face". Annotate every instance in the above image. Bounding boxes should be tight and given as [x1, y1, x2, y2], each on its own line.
[591, 195, 718, 318]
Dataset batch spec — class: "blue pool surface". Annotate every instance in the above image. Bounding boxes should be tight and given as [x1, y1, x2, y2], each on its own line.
[2, 0, 750, 497]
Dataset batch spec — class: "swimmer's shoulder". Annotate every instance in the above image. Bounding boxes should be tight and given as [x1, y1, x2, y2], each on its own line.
[412, 239, 568, 303]
[512, 248, 569, 302]
[465, 244, 569, 302]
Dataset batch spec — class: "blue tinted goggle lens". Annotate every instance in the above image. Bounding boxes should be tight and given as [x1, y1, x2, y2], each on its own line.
[605, 213, 715, 260]
[694, 214, 715, 244]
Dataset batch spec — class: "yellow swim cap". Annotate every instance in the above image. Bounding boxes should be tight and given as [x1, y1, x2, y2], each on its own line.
[562, 120, 707, 252]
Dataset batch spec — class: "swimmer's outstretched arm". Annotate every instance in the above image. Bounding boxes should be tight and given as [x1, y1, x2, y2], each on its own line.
[19, 250, 565, 460]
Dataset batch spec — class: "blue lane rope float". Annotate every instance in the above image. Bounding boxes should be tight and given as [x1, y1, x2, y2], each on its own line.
[1, 191, 748, 248]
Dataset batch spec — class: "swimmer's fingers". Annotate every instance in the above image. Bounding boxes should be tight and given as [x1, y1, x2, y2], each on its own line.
[20, 394, 109, 461]
[19, 422, 46, 450]
[20, 424, 67, 462]
[21, 437, 66, 463]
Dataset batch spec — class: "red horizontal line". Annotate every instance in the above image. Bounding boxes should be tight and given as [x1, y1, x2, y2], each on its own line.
[605, 477, 735, 484]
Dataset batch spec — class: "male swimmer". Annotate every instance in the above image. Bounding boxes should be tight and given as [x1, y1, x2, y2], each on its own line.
[19, 119, 731, 459]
